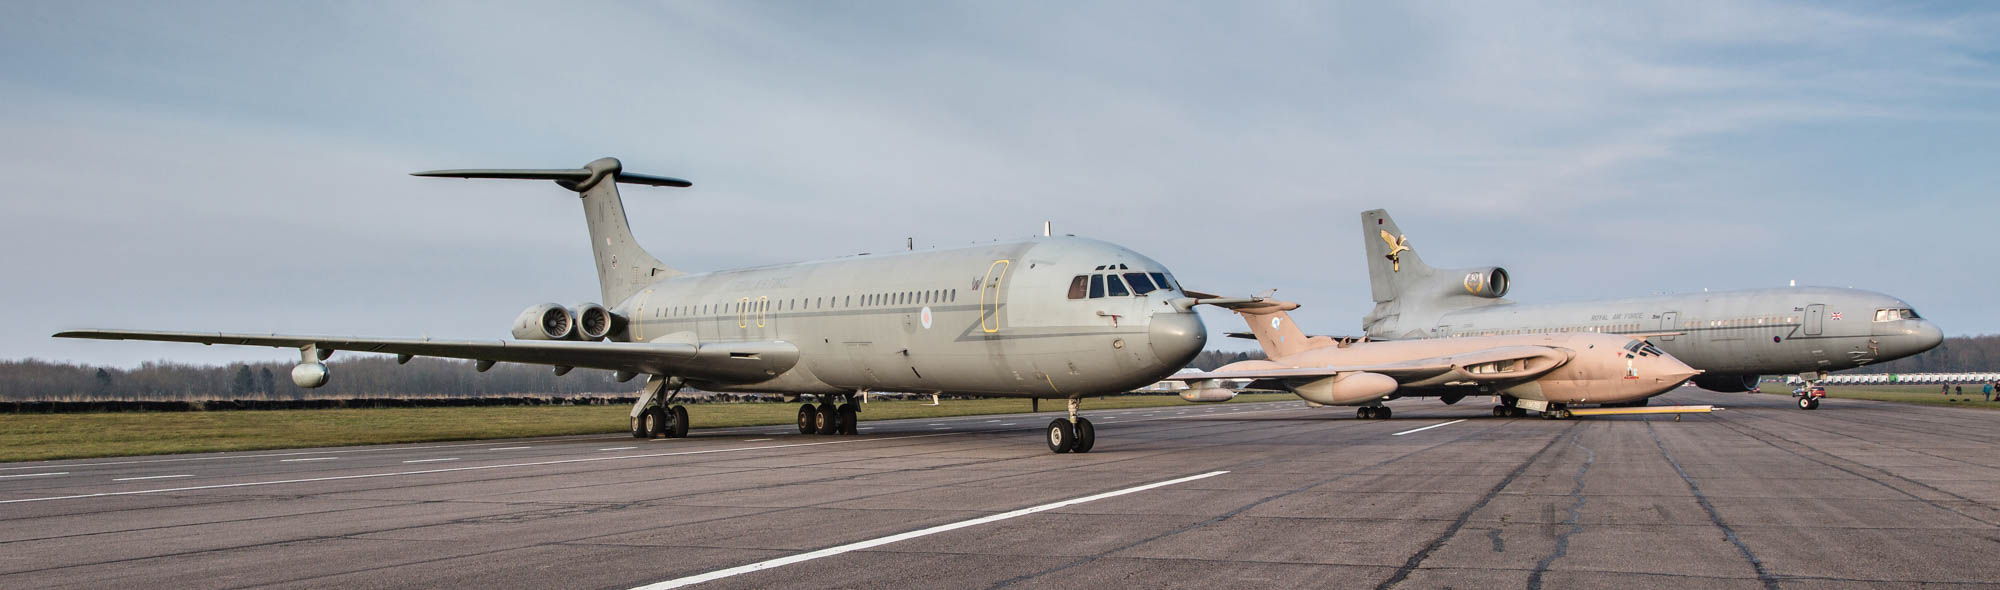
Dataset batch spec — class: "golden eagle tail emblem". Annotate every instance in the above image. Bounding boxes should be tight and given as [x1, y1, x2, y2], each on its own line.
[1379, 230, 1411, 272]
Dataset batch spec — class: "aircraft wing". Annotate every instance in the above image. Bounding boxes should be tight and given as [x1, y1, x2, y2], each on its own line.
[1167, 345, 1570, 388]
[52, 330, 797, 384]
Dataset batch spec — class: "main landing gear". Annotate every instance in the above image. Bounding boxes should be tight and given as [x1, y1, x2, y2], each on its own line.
[1047, 398, 1096, 454]
[796, 393, 861, 436]
[1357, 406, 1392, 420]
[632, 376, 692, 439]
[1490, 405, 1527, 417]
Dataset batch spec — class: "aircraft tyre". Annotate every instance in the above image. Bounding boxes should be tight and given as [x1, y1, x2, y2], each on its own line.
[671, 406, 690, 438]
[1798, 397, 1819, 410]
[1072, 418, 1095, 453]
[815, 403, 839, 435]
[1047, 419, 1077, 453]
[659, 406, 683, 438]
[840, 403, 859, 435]
[1377, 407, 1392, 420]
[1492, 405, 1507, 417]
[1357, 407, 1373, 419]
[632, 414, 650, 438]
[643, 407, 668, 437]
[797, 404, 816, 435]
[1510, 407, 1527, 418]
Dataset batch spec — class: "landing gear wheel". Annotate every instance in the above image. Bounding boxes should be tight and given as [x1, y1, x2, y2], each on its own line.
[1377, 407, 1392, 420]
[797, 404, 816, 435]
[840, 403, 859, 435]
[671, 405, 690, 438]
[659, 406, 683, 438]
[632, 413, 650, 438]
[1072, 418, 1095, 453]
[1799, 397, 1820, 410]
[815, 403, 838, 435]
[1492, 405, 1507, 417]
[1047, 419, 1077, 453]
[1511, 407, 1527, 417]
[643, 407, 668, 437]
[1358, 407, 1374, 419]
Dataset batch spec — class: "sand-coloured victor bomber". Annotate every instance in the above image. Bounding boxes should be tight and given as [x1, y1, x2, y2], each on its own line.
[1169, 298, 1702, 419]
[55, 157, 1210, 454]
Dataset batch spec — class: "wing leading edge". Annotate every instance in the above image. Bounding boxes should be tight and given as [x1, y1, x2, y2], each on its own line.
[52, 330, 796, 385]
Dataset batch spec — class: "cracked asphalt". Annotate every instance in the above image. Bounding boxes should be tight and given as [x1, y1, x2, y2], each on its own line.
[2, 390, 1996, 589]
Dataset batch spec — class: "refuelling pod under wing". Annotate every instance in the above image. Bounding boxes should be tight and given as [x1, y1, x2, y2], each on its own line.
[1293, 372, 1399, 406]
[1180, 380, 1238, 403]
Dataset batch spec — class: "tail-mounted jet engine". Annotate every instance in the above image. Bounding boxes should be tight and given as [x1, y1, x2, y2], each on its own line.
[573, 302, 615, 341]
[1455, 267, 1510, 298]
[512, 303, 576, 340]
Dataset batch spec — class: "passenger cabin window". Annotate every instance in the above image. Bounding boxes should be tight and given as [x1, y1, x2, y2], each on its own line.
[1124, 273, 1157, 294]
[1068, 276, 1089, 299]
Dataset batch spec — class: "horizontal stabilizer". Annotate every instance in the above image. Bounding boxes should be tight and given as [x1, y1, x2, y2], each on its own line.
[412, 168, 691, 188]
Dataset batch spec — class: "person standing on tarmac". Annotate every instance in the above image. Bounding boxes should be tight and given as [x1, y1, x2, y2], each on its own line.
[1984, 383, 1993, 402]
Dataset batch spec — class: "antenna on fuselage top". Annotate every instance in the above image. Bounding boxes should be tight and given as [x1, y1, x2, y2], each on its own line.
[1043, 221, 1052, 237]
[906, 237, 913, 251]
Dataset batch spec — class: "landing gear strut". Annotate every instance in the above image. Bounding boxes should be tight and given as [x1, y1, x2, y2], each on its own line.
[630, 376, 691, 438]
[1047, 398, 1095, 454]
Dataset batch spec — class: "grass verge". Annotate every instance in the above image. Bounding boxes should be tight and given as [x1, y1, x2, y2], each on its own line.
[1756, 385, 2000, 411]
[0, 393, 1299, 463]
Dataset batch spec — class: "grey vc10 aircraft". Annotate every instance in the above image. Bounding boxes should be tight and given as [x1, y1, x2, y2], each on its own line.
[55, 157, 1209, 453]
[1357, 209, 1943, 410]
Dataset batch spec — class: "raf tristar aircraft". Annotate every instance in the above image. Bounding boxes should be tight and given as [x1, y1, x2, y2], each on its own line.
[55, 157, 1210, 454]
[1358, 209, 1944, 410]
[1168, 298, 1701, 419]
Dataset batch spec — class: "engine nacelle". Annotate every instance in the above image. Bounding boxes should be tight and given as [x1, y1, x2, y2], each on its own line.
[1293, 371, 1398, 405]
[1454, 267, 1510, 298]
[1179, 380, 1238, 403]
[512, 303, 576, 340]
[573, 302, 615, 341]
[1691, 374, 1759, 393]
[291, 362, 330, 388]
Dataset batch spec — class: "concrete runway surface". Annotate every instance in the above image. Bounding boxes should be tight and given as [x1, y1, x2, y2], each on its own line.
[3, 390, 1997, 589]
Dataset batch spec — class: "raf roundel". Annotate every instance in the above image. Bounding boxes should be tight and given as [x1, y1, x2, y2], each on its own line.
[921, 306, 933, 329]
[1271, 317, 1282, 330]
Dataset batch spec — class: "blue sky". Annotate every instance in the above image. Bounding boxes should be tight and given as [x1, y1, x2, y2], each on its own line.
[2, 1, 1995, 366]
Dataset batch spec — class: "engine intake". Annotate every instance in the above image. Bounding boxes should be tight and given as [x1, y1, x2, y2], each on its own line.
[512, 303, 576, 340]
[574, 303, 615, 341]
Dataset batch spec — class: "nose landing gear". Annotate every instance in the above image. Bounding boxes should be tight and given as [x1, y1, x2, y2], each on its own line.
[1048, 398, 1096, 453]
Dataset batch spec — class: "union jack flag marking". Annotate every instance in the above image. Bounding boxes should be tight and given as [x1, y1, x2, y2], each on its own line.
[1830, 312, 1843, 320]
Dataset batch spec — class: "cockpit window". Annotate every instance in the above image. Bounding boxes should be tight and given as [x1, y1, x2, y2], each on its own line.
[1123, 272, 1158, 294]
[1067, 275, 1088, 300]
[1105, 274, 1131, 297]
[1875, 308, 1920, 321]
[1088, 274, 1105, 298]
[1151, 272, 1178, 293]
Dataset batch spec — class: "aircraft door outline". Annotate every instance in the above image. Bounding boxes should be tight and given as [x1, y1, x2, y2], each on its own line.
[737, 297, 751, 329]
[757, 296, 769, 328]
[1804, 304, 1825, 336]
[980, 260, 1011, 333]
[1658, 311, 1678, 341]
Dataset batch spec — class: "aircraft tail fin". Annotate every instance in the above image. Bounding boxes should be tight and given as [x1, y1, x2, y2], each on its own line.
[1209, 299, 1316, 359]
[1361, 209, 1433, 304]
[414, 157, 687, 305]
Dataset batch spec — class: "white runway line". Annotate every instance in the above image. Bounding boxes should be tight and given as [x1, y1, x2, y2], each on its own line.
[630, 470, 1230, 590]
[598, 447, 637, 452]
[402, 458, 460, 464]
[0, 472, 68, 479]
[112, 474, 193, 481]
[743, 439, 772, 442]
[280, 457, 337, 462]
[0, 433, 959, 505]
[488, 447, 533, 451]
[1391, 420, 1467, 436]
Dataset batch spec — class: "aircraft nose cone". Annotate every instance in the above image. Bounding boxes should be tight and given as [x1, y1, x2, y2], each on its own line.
[1147, 312, 1207, 368]
[1911, 320, 1944, 354]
